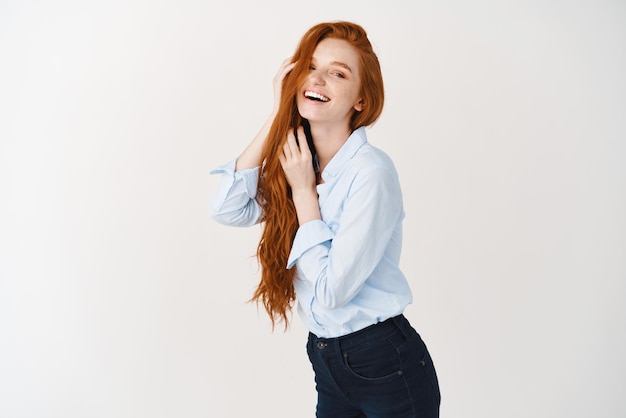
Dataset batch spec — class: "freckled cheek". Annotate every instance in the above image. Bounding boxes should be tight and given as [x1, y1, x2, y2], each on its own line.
[296, 95, 305, 111]
[295, 96, 314, 118]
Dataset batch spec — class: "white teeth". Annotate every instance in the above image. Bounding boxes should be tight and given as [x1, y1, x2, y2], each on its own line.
[304, 91, 330, 102]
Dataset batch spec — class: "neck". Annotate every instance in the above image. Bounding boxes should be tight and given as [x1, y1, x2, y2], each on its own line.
[310, 122, 352, 173]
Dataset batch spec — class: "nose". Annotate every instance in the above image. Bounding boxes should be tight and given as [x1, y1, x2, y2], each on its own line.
[309, 69, 325, 85]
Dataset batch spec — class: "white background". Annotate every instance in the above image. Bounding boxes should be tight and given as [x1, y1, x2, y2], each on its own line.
[1, 1, 625, 417]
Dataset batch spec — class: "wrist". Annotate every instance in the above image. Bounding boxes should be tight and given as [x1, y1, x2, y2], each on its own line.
[291, 188, 320, 225]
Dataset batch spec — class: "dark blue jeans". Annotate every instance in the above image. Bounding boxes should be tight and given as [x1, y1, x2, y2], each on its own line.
[307, 315, 441, 418]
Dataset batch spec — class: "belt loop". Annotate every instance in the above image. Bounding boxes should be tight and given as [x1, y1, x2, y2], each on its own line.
[391, 314, 413, 340]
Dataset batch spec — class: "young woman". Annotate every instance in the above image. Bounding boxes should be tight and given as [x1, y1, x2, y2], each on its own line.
[210, 21, 441, 417]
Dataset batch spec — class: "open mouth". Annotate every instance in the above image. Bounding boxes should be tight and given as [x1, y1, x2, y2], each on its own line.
[304, 91, 330, 102]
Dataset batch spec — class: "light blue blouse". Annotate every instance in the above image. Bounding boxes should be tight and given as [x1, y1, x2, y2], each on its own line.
[210, 127, 413, 338]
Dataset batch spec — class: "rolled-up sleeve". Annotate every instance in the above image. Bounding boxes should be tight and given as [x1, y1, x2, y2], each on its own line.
[209, 159, 262, 227]
[287, 220, 334, 269]
[290, 165, 403, 310]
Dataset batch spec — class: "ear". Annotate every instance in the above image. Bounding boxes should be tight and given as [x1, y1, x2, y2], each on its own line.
[354, 98, 364, 112]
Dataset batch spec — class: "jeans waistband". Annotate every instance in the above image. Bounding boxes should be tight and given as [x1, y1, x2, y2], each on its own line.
[309, 314, 413, 352]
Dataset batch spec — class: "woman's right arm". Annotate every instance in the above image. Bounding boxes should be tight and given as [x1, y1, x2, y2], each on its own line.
[209, 59, 295, 227]
[235, 59, 295, 171]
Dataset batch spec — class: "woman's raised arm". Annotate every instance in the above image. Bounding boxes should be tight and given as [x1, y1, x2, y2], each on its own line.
[235, 58, 295, 171]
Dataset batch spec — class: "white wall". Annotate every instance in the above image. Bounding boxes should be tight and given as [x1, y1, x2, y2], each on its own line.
[1, 1, 624, 417]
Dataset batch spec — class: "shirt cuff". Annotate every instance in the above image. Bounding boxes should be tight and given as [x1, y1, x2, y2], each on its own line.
[210, 158, 260, 200]
[287, 220, 334, 268]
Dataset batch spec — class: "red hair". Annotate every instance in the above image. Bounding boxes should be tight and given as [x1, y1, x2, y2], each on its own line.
[252, 21, 385, 329]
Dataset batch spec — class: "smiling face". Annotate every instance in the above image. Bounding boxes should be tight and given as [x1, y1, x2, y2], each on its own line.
[296, 38, 363, 130]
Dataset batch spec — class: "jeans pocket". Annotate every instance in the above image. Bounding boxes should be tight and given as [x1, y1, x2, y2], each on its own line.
[342, 339, 403, 383]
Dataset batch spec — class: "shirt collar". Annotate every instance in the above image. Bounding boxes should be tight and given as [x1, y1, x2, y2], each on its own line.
[321, 126, 367, 179]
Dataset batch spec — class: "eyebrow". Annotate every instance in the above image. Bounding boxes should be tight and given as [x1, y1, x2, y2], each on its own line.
[331, 61, 353, 73]
[311, 57, 354, 73]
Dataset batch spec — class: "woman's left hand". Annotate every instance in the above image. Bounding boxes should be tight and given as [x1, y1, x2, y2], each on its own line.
[279, 126, 317, 193]
[279, 126, 322, 224]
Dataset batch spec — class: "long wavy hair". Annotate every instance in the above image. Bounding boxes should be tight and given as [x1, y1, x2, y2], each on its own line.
[252, 21, 385, 329]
